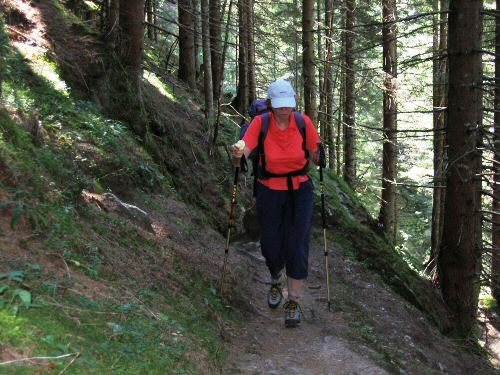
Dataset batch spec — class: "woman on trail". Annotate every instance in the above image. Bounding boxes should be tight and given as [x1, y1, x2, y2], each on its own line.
[232, 79, 322, 328]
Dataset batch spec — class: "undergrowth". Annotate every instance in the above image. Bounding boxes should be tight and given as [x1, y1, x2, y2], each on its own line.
[0, 265, 230, 374]
[0, 17, 233, 374]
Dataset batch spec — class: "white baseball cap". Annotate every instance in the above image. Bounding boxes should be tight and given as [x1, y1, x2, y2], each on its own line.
[267, 80, 296, 108]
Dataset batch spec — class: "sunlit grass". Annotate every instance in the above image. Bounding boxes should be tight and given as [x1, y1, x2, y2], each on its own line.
[83, 1, 100, 11]
[31, 59, 69, 96]
[0, 309, 31, 347]
[144, 71, 175, 101]
[14, 43, 70, 96]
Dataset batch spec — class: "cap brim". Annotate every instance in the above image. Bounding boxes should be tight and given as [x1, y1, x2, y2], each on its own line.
[271, 97, 296, 108]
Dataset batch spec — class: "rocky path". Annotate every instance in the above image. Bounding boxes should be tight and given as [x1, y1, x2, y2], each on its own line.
[222, 240, 389, 375]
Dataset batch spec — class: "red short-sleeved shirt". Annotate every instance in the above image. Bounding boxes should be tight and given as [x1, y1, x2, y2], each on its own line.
[243, 112, 321, 190]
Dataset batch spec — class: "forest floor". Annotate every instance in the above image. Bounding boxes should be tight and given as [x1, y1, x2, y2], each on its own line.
[2, 0, 500, 373]
[4, 194, 499, 374]
[1, 194, 500, 374]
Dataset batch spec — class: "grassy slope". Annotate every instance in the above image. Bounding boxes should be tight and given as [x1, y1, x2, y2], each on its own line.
[0, 7, 238, 372]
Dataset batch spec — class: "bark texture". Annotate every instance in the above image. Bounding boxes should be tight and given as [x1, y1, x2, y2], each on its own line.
[438, 0, 483, 337]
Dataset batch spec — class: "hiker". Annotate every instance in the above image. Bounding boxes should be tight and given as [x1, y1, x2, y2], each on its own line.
[232, 79, 321, 327]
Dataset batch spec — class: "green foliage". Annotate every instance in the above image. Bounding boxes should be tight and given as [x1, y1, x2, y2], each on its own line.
[62, 247, 102, 279]
[310, 168, 370, 233]
[349, 320, 379, 350]
[481, 295, 499, 314]
[0, 269, 230, 374]
[1, 43, 166, 196]
[0, 40, 173, 241]
[0, 188, 56, 232]
[0, 267, 41, 315]
[396, 179, 433, 272]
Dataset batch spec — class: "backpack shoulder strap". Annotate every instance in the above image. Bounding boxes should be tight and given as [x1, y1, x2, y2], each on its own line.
[293, 112, 308, 154]
[294, 111, 306, 129]
[260, 112, 271, 140]
[251, 112, 271, 197]
[258, 112, 271, 164]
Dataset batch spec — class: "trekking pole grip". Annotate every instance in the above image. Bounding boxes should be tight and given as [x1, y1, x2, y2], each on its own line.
[319, 142, 326, 169]
[232, 140, 246, 167]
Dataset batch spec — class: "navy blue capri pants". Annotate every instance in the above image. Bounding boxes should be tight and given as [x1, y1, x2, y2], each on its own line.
[256, 180, 314, 280]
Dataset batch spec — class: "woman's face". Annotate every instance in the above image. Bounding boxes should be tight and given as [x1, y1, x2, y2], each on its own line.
[273, 107, 294, 123]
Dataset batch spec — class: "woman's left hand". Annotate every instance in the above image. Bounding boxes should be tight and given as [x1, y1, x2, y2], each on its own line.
[310, 143, 326, 167]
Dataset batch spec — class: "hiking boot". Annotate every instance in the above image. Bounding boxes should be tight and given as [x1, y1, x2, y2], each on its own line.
[284, 299, 301, 328]
[268, 284, 283, 308]
[267, 272, 286, 309]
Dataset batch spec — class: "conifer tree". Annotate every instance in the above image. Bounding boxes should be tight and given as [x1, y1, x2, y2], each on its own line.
[178, 0, 197, 89]
[438, 0, 483, 336]
[430, 0, 448, 279]
[210, 0, 223, 102]
[491, 0, 500, 304]
[379, 0, 398, 242]
[302, 0, 317, 122]
[343, 0, 356, 186]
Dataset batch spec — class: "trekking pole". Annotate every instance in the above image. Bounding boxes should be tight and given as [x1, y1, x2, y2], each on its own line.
[220, 141, 245, 295]
[318, 143, 332, 311]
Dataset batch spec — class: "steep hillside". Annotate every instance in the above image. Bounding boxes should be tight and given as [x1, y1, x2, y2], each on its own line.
[0, 1, 499, 374]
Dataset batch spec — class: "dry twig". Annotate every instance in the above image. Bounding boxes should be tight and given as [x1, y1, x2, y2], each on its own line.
[0, 352, 80, 366]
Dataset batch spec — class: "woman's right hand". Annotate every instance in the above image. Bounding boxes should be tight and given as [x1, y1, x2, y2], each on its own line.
[232, 140, 245, 159]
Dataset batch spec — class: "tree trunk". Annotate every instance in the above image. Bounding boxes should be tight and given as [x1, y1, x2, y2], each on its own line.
[293, 0, 300, 101]
[201, 0, 213, 120]
[318, 1, 325, 134]
[317, 2, 324, 129]
[232, 0, 249, 116]
[430, 0, 448, 278]
[178, 0, 197, 89]
[145, 0, 153, 40]
[343, 0, 356, 186]
[100, 0, 108, 33]
[212, 0, 235, 148]
[193, 0, 201, 79]
[302, 0, 317, 123]
[379, 0, 398, 243]
[153, 0, 158, 41]
[0, 13, 4, 102]
[492, 0, 500, 304]
[119, 0, 145, 86]
[105, 0, 120, 48]
[247, 0, 256, 103]
[337, 9, 346, 177]
[108, 0, 146, 135]
[438, 0, 483, 337]
[324, 0, 335, 169]
[209, 0, 222, 102]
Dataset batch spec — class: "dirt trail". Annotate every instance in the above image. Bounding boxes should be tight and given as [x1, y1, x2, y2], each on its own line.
[221, 239, 389, 374]
[221, 236, 498, 374]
